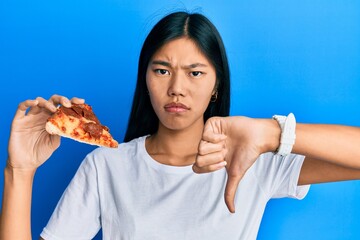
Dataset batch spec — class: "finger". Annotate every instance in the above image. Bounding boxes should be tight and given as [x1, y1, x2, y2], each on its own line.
[195, 149, 228, 168]
[202, 130, 227, 143]
[37, 97, 58, 112]
[14, 99, 39, 119]
[192, 160, 227, 174]
[198, 140, 225, 155]
[224, 171, 244, 213]
[70, 97, 85, 104]
[28, 97, 57, 115]
[48, 94, 71, 107]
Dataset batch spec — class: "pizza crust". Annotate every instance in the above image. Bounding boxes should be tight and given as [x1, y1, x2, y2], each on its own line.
[45, 121, 107, 147]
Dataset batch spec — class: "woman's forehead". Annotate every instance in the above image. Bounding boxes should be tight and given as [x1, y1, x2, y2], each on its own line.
[151, 38, 212, 66]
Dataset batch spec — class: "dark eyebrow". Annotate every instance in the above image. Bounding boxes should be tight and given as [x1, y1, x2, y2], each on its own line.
[151, 60, 208, 69]
[183, 63, 208, 69]
[151, 60, 172, 67]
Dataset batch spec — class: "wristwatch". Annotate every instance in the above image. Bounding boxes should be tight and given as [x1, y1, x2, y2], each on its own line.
[272, 113, 296, 156]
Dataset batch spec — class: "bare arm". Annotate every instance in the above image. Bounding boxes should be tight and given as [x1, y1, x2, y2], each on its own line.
[295, 124, 360, 168]
[294, 124, 360, 185]
[0, 166, 35, 240]
[0, 95, 84, 240]
[298, 157, 360, 185]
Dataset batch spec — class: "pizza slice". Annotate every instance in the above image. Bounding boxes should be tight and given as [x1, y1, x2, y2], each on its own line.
[45, 103, 119, 148]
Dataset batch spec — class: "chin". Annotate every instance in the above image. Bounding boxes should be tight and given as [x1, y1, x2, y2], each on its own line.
[162, 122, 188, 131]
[160, 117, 204, 132]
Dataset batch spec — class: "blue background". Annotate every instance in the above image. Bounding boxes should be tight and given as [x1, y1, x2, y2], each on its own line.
[1, 0, 360, 239]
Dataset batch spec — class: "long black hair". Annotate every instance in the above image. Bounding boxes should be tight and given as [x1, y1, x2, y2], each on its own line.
[124, 11, 230, 142]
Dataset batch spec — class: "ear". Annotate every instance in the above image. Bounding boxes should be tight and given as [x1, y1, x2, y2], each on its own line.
[210, 89, 218, 102]
[211, 86, 218, 96]
[211, 84, 218, 95]
[212, 78, 220, 95]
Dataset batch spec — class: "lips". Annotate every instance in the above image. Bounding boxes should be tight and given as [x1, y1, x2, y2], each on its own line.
[164, 102, 190, 113]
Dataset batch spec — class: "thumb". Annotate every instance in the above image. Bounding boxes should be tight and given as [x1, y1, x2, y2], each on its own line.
[224, 172, 244, 213]
[50, 134, 61, 150]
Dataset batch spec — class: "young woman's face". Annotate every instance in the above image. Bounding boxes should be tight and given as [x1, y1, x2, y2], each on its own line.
[146, 37, 217, 131]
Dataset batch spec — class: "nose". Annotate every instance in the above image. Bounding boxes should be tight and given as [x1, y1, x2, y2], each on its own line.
[167, 73, 186, 97]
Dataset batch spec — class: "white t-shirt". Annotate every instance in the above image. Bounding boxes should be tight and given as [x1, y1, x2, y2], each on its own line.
[41, 136, 309, 240]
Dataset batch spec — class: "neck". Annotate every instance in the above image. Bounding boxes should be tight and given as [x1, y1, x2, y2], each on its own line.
[146, 120, 204, 166]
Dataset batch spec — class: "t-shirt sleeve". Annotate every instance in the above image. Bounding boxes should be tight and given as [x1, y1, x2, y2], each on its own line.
[40, 152, 101, 240]
[253, 152, 310, 200]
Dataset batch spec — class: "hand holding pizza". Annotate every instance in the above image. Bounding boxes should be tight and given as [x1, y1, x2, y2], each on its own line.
[193, 116, 280, 213]
[7, 95, 84, 170]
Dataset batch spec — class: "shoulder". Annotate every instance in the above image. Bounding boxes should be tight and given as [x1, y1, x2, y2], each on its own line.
[251, 152, 305, 178]
[72, 136, 149, 184]
[81, 135, 148, 168]
[254, 152, 305, 163]
[89, 135, 146, 157]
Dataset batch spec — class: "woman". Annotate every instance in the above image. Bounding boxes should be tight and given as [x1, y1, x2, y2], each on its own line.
[1, 11, 360, 240]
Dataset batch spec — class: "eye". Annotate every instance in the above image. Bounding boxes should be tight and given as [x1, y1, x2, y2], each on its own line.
[154, 69, 170, 75]
[190, 71, 203, 77]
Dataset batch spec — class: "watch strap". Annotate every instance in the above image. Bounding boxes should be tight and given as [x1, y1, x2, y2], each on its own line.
[272, 113, 296, 156]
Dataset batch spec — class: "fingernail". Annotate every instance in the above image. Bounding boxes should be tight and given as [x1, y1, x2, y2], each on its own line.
[218, 161, 227, 168]
[64, 100, 71, 107]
